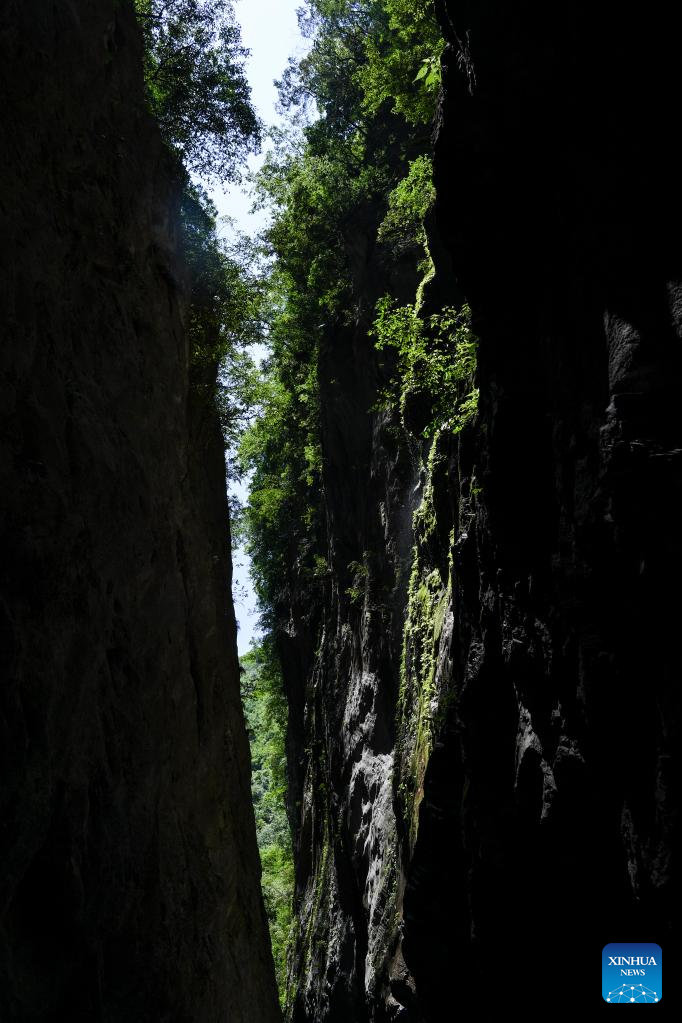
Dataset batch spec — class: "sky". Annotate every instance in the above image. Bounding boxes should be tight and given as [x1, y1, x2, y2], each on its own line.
[211, 0, 306, 234]
[210, 0, 306, 655]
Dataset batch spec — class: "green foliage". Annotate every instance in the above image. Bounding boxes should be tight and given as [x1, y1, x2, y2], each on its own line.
[233, 3, 481, 1006]
[134, 0, 260, 182]
[357, 0, 444, 125]
[346, 555, 370, 604]
[414, 52, 442, 94]
[373, 299, 478, 437]
[260, 844, 295, 998]
[279, 1, 442, 130]
[239, 343, 323, 626]
[254, 135, 388, 318]
[377, 154, 436, 255]
[240, 644, 294, 1003]
[180, 183, 266, 475]
[134, 2, 265, 478]
[242, 2, 445, 638]
[261, 0, 445, 313]
[397, 438, 451, 850]
[277, 1, 372, 135]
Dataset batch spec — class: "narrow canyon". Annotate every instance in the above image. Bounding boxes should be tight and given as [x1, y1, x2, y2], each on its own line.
[1, 1, 678, 1019]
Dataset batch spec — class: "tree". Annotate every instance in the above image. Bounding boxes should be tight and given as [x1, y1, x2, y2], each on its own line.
[180, 183, 267, 483]
[133, 3, 265, 479]
[240, 644, 294, 1004]
[135, 0, 261, 183]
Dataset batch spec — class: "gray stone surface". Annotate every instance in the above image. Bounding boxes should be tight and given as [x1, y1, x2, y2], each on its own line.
[0, 2, 280, 1020]
[283, 1, 681, 1018]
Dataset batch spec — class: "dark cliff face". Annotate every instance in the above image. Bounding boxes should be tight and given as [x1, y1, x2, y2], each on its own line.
[0, 2, 280, 1020]
[415, 0, 681, 1005]
[282, 207, 421, 1022]
[285, 2, 680, 1019]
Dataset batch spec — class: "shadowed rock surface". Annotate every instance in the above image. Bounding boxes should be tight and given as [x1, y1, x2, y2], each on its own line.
[283, 1, 681, 1018]
[413, 0, 681, 1007]
[0, 2, 280, 1020]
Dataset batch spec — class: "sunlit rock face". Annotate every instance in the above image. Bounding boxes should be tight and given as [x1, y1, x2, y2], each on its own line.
[284, 1, 680, 1019]
[281, 229, 423, 1023]
[0, 2, 280, 1020]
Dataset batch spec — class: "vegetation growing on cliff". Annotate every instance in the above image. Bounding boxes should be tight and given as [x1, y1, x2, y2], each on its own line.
[396, 435, 452, 848]
[134, 0, 265, 480]
[237, 4, 457, 1005]
[241, 0, 445, 628]
[373, 300, 478, 437]
[376, 153, 435, 256]
[139, 0, 477, 1007]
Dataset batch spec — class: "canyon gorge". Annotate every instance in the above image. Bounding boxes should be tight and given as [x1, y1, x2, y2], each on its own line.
[0, 1, 679, 1019]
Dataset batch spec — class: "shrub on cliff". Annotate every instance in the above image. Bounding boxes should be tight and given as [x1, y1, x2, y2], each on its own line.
[373, 300, 478, 438]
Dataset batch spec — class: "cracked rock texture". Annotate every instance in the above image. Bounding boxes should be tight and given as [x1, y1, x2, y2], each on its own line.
[0, 2, 280, 1020]
[284, 1, 680, 1018]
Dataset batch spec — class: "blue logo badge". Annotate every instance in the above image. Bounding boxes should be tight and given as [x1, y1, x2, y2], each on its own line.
[603, 943, 662, 1003]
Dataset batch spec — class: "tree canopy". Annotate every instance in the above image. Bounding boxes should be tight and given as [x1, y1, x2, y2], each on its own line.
[135, 0, 261, 183]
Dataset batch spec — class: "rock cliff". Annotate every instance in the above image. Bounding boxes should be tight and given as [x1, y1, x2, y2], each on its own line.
[284, 1, 680, 1018]
[2, 1, 679, 1018]
[0, 2, 280, 1020]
